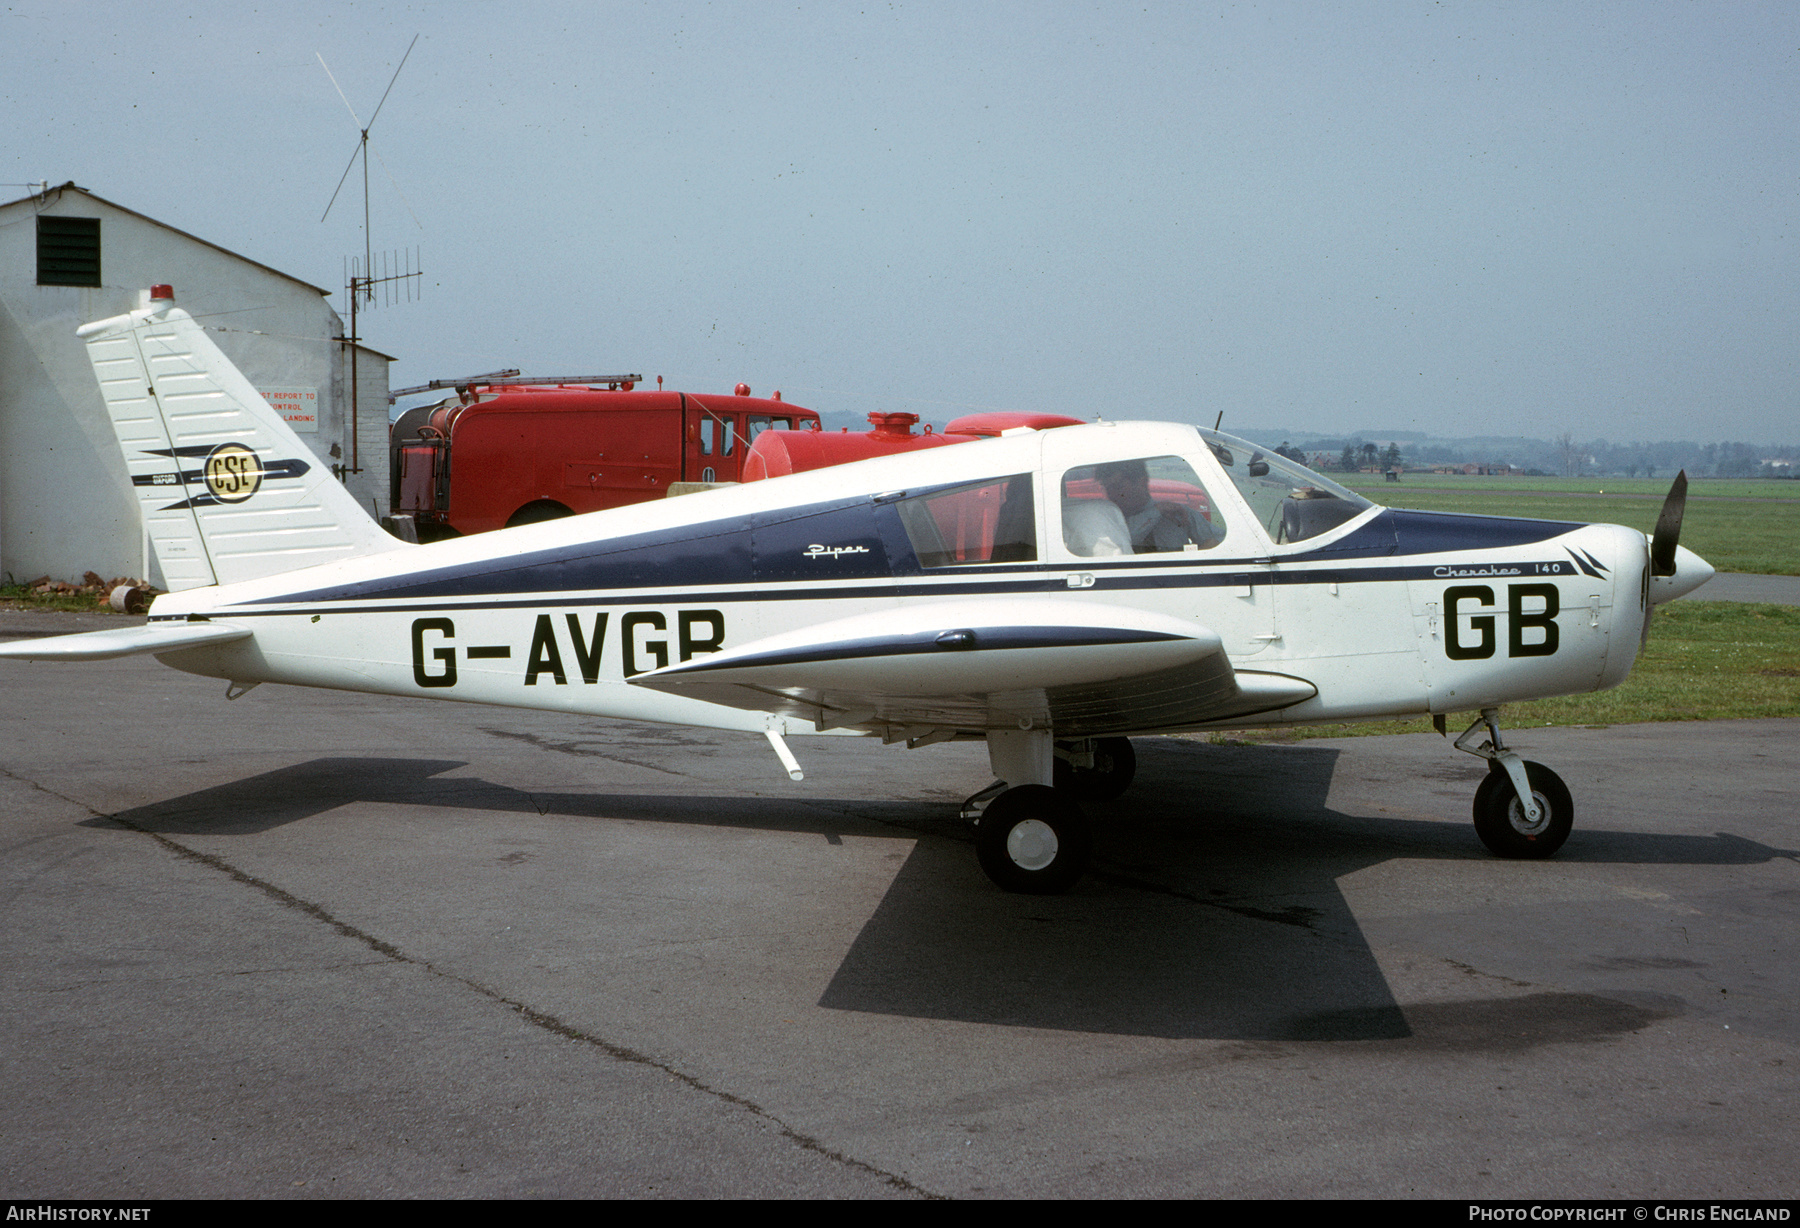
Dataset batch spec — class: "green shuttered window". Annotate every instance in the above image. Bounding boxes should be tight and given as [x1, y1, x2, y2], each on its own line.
[37, 216, 101, 287]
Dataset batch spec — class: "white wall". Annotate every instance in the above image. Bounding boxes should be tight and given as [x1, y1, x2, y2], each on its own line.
[345, 342, 393, 522]
[0, 189, 385, 585]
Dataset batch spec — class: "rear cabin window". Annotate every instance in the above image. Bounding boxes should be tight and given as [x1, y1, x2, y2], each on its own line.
[896, 475, 1037, 568]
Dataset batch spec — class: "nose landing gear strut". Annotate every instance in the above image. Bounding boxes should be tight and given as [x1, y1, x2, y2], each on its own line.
[1449, 708, 1573, 858]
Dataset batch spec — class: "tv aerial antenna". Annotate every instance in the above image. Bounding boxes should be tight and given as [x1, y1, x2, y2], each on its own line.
[317, 34, 425, 481]
[319, 33, 424, 310]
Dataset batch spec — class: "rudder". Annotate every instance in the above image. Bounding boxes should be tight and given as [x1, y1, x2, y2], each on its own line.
[78, 286, 406, 591]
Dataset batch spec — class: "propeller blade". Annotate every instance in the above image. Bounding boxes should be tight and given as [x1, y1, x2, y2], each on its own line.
[1650, 470, 1687, 577]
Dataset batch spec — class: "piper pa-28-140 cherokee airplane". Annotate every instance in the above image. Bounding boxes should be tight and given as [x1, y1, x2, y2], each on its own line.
[1, 287, 1716, 893]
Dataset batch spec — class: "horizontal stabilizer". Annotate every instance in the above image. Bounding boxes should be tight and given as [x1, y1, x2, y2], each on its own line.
[0, 621, 251, 662]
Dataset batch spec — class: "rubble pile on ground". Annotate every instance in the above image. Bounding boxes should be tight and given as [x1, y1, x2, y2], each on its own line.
[20, 572, 156, 606]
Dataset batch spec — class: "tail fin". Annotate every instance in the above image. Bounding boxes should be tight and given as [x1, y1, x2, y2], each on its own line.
[78, 287, 407, 591]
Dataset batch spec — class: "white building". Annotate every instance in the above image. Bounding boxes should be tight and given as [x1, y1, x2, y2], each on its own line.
[0, 182, 392, 587]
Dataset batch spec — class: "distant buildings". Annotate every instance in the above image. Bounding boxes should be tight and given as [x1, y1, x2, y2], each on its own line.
[1428, 463, 1520, 476]
[0, 182, 391, 586]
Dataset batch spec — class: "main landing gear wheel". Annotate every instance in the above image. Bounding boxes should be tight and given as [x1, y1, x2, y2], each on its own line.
[975, 785, 1092, 895]
[1472, 760, 1572, 859]
[1052, 737, 1137, 801]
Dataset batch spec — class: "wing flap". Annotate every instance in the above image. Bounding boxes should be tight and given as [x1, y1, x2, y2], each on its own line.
[0, 622, 252, 662]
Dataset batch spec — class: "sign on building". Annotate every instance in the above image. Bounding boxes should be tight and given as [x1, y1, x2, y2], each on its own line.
[259, 386, 319, 433]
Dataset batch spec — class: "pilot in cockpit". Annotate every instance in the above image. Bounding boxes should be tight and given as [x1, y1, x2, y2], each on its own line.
[1094, 458, 1227, 554]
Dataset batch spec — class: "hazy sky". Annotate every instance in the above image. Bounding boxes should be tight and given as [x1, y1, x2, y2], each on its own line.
[5, 1, 1795, 441]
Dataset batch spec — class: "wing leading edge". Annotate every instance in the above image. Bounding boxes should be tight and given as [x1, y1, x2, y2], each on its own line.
[627, 599, 1315, 736]
[0, 621, 252, 662]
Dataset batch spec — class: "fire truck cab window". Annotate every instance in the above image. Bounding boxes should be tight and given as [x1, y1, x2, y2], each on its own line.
[747, 415, 791, 440]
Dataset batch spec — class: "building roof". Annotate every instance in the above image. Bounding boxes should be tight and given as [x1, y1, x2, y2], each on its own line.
[1, 181, 333, 298]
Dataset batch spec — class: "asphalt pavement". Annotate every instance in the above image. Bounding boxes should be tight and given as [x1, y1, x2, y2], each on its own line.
[1690, 572, 1800, 605]
[1, 610, 1795, 1198]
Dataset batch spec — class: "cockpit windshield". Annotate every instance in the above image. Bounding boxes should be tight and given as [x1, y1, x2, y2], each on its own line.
[1200, 429, 1375, 544]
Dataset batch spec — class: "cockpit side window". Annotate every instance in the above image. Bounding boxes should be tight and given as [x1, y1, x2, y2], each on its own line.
[1060, 455, 1226, 557]
[1204, 434, 1372, 544]
[896, 474, 1037, 567]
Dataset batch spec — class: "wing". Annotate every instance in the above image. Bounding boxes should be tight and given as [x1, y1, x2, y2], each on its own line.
[627, 598, 1315, 738]
[0, 621, 251, 662]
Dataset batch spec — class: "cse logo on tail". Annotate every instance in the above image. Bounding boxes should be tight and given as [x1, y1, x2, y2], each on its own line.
[132, 442, 310, 510]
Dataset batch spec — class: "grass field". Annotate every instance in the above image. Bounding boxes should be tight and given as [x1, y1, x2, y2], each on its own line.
[1340, 474, 1800, 575]
[0, 582, 112, 612]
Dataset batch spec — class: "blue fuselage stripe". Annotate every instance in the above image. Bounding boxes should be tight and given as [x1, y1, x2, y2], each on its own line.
[167, 555, 1588, 623]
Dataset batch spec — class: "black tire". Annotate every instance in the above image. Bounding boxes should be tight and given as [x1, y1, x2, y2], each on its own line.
[975, 785, 1091, 894]
[414, 522, 463, 544]
[1473, 760, 1572, 859]
[506, 500, 574, 528]
[1052, 737, 1137, 801]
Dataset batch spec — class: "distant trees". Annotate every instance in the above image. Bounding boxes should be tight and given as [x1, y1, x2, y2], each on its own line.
[1255, 431, 1792, 479]
[1556, 432, 1582, 477]
[1714, 442, 1762, 477]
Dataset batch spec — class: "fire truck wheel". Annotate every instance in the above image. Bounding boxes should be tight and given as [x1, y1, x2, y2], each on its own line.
[507, 501, 575, 528]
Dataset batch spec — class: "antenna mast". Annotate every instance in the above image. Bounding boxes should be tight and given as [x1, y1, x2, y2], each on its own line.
[319, 35, 424, 482]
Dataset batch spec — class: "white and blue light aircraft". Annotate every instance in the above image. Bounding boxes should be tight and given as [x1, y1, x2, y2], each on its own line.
[0, 288, 1715, 893]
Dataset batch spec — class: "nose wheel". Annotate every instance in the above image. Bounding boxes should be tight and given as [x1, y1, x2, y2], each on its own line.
[1472, 759, 1572, 857]
[1451, 709, 1574, 859]
[974, 784, 1092, 894]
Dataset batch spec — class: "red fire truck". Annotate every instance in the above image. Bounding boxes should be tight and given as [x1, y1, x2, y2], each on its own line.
[391, 370, 1087, 541]
[391, 380, 821, 540]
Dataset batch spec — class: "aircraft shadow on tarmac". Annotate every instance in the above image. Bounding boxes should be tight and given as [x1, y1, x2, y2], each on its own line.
[92, 741, 1791, 1044]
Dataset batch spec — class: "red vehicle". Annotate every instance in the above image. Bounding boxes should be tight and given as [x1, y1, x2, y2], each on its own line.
[391, 381, 821, 539]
